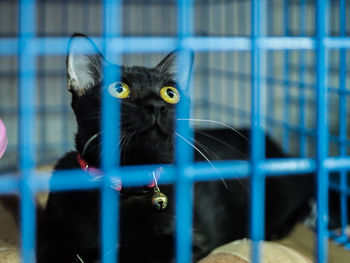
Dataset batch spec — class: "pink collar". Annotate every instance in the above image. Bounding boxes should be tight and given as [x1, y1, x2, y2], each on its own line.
[77, 154, 159, 192]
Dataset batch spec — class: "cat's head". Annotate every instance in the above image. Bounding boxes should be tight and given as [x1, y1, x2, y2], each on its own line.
[66, 33, 194, 166]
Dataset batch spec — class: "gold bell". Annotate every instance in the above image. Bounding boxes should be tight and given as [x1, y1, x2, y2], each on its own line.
[151, 187, 168, 210]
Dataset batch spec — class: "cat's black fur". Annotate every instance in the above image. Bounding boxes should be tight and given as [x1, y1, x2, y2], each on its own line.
[37, 34, 314, 263]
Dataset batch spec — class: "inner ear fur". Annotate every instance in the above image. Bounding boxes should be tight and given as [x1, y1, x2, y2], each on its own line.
[66, 33, 104, 96]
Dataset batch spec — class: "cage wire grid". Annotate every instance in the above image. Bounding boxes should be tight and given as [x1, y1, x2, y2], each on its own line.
[0, 0, 350, 263]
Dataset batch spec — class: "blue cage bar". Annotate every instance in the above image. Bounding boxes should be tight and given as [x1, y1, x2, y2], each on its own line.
[18, 0, 37, 262]
[1, 0, 350, 263]
[315, 1, 329, 262]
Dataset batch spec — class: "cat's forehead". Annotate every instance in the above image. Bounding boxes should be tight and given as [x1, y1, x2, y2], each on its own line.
[122, 65, 161, 80]
[121, 65, 172, 93]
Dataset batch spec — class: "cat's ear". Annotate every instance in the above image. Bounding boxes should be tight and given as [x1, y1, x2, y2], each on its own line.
[66, 33, 103, 96]
[156, 49, 194, 88]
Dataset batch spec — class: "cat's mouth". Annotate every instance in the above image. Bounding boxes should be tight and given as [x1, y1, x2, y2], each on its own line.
[143, 124, 167, 139]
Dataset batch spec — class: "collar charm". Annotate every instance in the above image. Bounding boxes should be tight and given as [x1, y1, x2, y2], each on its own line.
[151, 171, 168, 210]
[152, 187, 168, 210]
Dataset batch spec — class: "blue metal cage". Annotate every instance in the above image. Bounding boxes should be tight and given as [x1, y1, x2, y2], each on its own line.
[0, 0, 350, 262]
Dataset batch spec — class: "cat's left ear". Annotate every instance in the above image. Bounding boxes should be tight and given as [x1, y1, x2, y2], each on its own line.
[156, 49, 194, 88]
[66, 33, 104, 96]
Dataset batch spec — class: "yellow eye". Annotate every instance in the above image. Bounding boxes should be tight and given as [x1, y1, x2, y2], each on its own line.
[160, 86, 180, 104]
[108, 82, 130, 99]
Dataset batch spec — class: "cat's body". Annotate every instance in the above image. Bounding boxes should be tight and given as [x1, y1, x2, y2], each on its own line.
[38, 129, 312, 263]
[36, 34, 313, 263]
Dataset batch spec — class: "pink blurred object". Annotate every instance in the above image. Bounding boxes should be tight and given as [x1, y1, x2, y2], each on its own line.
[0, 119, 8, 159]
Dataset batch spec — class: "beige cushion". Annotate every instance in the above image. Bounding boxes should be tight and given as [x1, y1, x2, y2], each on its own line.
[198, 239, 312, 263]
[0, 197, 19, 263]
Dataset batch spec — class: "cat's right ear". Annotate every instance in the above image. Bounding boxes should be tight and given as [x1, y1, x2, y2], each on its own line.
[156, 49, 194, 88]
[66, 33, 103, 96]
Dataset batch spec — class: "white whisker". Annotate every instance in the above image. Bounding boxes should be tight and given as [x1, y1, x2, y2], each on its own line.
[76, 254, 84, 263]
[177, 118, 250, 144]
[81, 133, 100, 157]
[196, 129, 248, 159]
[189, 137, 222, 162]
[175, 132, 228, 189]
[189, 134, 250, 193]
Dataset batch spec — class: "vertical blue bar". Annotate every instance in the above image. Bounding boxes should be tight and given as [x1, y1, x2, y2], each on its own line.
[101, 1, 121, 263]
[19, 0, 36, 262]
[337, 0, 348, 242]
[299, 0, 307, 157]
[315, 1, 329, 262]
[176, 1, 194, 263]
[250, 1, 265, 263]
[282, 0, 290, 152]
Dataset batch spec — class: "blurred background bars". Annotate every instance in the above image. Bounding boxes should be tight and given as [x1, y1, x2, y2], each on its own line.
[335, 0, 349, 248]
[1, 0, 350, 262]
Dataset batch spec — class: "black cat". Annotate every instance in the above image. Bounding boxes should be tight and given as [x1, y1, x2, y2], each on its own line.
[37, 33, 313, 263]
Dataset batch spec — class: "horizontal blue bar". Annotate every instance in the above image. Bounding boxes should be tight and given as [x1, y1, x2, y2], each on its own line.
[4, 36, 350, 56]
[262, 158, 316, 174]
[5, 156, 350, 195]
[325, 157, 350, 171]
[185, 37, 251, 51]
[185, 160, 250, 180]
[331, 233, 348, 245]
[0, 38, 18, 55]
[330, 231, 350, 250]
[0, 175, 19, 194]
[329, 182, 350, 196]
[324, 37, 350, 49]
[258, 37, 315, 49]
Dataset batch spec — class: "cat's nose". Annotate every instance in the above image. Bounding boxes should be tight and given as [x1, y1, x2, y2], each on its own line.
[145, 100, 166, 116]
